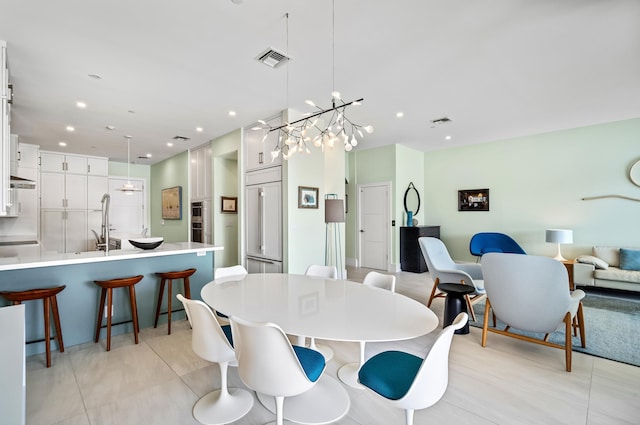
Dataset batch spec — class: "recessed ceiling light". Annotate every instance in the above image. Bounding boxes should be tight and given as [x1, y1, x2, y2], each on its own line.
[76, 101, 87, 109]
[58, 141, 67, 147]
[88, 74, 102, 80]
[167, 142, 174, 147]
[196, 127, 203, 132]
[105, 125, 115, 130]
[396, 112, 404, 118]
[228, 110, 237, 117]
[128, 110, 136, 114]
[445, 135, 452, 140]
[146, 153, 152, 158]
[66, 126, 75, 132]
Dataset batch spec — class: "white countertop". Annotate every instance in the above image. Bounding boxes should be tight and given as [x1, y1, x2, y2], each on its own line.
[0, 242, 223, 271]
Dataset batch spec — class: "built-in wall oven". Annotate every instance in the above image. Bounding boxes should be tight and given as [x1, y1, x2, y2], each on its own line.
[191, 201, 203, 242]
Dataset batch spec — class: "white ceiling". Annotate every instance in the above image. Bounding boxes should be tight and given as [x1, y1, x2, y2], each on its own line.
[2, 0, 639, 164]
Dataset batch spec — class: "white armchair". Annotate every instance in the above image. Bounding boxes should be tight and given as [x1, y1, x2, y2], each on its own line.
[418, 237, 485, 321]
[480, 253, 586, 371]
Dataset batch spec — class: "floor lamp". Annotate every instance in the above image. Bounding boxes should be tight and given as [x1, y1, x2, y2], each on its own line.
[325, 194, 345, 279]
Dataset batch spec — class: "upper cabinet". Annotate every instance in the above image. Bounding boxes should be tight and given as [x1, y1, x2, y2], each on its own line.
[190, 143, 212, 200]
[245, 114, 282, 171]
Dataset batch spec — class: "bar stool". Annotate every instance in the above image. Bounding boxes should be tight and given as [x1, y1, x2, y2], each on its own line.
[154, 268, 196, 334]
[0, 285, 66, 367]
[94, 275, 143, 351]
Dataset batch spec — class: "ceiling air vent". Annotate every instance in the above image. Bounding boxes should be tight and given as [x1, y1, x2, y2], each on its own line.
[173, 136, 190, 142]
[430, 117, 452, 127]
[256, 48, 290, 68]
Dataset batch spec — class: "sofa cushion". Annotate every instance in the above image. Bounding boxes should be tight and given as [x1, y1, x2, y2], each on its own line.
[620, 248, 640, 271]
[576, 255, 609, 270]
[593, 246, 620, 267]
[595, 267, 640, 284]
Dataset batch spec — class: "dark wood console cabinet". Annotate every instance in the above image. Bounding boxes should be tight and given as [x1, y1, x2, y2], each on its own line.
[400, 225, 440, 273]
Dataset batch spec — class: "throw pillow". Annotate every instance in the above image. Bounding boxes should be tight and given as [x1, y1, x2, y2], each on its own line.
[619, 248, 640, 271]
[576, 255, 609, 270]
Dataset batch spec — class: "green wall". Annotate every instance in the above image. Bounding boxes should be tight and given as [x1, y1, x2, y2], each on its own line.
[346, 118, 640, 268]
[150, 151, 189, 242]
[424, 118, 640, 261]
[211, 130, 241, 268]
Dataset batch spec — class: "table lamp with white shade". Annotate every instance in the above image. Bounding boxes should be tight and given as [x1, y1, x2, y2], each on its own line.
[545, 229, 573, 261]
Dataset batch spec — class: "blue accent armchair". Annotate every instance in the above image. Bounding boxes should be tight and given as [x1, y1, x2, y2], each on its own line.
[469, 232, 526, 258]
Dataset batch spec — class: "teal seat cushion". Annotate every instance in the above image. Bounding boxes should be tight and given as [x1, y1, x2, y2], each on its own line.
[292, 345, 325, 382]
[358, 351, 422, 400]
[620, 248, 640, 271]
[221, 324, 233, 347]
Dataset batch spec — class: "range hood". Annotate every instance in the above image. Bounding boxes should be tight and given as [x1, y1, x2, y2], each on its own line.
[10, 175, 35, 189]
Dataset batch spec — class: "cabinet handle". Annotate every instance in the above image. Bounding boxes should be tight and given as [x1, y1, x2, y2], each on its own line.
[17, 151, 21, 161]
[88, 164, 91, 173]
[258, 189, 264, 252]
[258, 152, 264, 164]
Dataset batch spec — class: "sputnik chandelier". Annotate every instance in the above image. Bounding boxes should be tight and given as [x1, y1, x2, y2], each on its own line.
[256, 92, 373, 161]
[253, 2, 373, 161]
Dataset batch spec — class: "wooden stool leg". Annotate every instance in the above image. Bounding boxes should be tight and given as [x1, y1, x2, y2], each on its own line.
[154, 278, 166, 328]
[95, 288, 106, 343]
[184, 277, 191, 299]
[167, 279, 173, 335]
[128, 284, 140, 344]
[106, 288, 113, 351]
[43, 297, 52, 368]
[50, 295, 65, 353]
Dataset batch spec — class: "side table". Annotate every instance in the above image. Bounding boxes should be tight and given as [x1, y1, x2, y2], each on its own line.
[437, 283, 475, 334]
[561, 260, 575, 290]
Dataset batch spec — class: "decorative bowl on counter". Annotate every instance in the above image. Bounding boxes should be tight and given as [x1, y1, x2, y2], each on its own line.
[129, 237, 164, 250]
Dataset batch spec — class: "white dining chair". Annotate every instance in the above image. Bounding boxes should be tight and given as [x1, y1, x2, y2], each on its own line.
[176, 294, 253, 424]
[358, 313, 468, 425]
[302, 264, 338, 361]
[213, 265, 248, 324]
[338, 271, 397, 388]
[230, 316, 326, 425]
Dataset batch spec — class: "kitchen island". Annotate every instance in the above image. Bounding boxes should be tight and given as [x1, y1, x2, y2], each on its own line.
[0, 242, 222, 356]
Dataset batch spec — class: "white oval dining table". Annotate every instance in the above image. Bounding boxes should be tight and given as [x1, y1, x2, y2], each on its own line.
[201, 273, 439, 423]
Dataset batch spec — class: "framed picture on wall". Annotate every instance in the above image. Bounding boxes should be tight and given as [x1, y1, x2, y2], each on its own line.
[221, 196, 237, 213]
[298, 186, 319, 209]
[458, 188, 489, 211]
[162, 186, 182, 219]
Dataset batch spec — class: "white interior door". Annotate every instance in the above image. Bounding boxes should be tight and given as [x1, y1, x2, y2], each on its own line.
[358, 182, 390, 270]
[108, 177, 145, 235]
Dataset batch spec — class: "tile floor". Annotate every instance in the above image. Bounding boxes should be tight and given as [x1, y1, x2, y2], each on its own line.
[26, 267, 640, 425]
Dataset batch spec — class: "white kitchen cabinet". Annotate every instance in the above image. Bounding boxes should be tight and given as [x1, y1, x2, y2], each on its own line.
[39, 151, 107, 253]
[40, 152, 87, 174]
[40, 172, 87, 210]
[40, 210, 87, 253]
[87, 175, 107, 210]
[245, 114, 282, 171]
[87, 157, 108, 176]
[16, 141, 39, 169]
[190, 144, 211, 200]
[245, 178, 282, 262]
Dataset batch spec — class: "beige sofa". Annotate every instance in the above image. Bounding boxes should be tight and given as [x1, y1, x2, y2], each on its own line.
[573, 246, 640, 292]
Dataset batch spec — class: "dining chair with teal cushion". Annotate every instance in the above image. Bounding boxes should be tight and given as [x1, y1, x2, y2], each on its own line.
[302, 264, 338, 361]
[358, 313, 468, 425]
[176, 294, 253, 424]
[230, 316, 327, 425]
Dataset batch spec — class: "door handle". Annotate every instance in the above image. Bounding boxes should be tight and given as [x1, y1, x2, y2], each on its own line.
[360, 229, 365, 232]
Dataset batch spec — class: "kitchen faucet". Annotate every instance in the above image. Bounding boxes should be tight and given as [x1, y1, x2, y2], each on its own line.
[96, 193, 110, 252]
